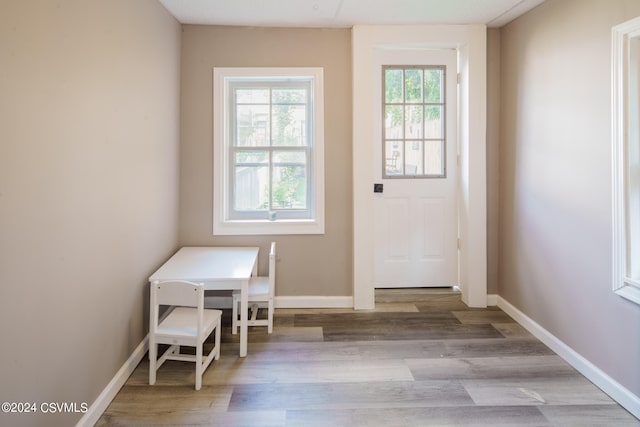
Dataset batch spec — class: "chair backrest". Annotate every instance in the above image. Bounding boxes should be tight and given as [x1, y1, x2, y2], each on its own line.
[268, 242, 276, 297]
[153, 280, 204, 308]
[150, 280, 206, 333]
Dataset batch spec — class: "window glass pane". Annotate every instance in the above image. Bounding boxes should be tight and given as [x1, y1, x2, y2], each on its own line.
[405, 141, 423, 176]
[424, 69, 443, 103]
[405, 105, 423, 139]
[234, 150, 268, 165]
[234, 165, 268, 210]
[385, 141, 403, 176]
[424, 140, 444, 175]
[236, 105, 269, 146]
[272, 105, 306, 146]
[425, 106, 443, 139]
[273, 150, 306, 164]
[272, 165, 307, 209]
[385, 69, 403, 103]
[236, 88, 269, 104]
[385, 105, 403, 139]
[405, 69, 423, 103]
[272, 88, 306, 104]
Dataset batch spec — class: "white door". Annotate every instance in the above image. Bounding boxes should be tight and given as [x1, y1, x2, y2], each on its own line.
[373, 49, 458, 288]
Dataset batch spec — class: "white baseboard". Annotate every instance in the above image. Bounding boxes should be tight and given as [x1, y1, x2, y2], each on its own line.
[76, 336, 148, 427]
[275, 295, 354, 308]
[497, 296, 640, 420]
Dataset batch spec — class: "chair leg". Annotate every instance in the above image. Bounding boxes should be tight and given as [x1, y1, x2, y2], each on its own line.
[267, 299, 274, 334]
[215, 317, 221, 360]
[232, 296, 238, 335]
[148, 339, 157, 385]
[195, 343, 203, 391]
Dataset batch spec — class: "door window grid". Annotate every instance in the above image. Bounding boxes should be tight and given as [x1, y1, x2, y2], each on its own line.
[382, 65, 446, 178]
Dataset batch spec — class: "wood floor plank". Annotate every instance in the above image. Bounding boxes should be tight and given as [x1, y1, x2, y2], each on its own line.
[285, 405, 551, 427]
[294, 311, 462, 327]
[228, 380, 474, 411]
[202, 358, 415, 385]
[321, 323, 505, 341]
[452, 310, 516, 324]
[406, 355, 580, 381]
[538, 404, 640, 426]
[462, 376, 617, 406]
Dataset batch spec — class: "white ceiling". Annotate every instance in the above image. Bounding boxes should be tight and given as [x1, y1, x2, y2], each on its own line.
[158, 0, 545, 29]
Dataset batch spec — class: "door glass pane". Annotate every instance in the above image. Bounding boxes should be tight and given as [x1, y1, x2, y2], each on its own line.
[385, 141, 403, 176]
[405, 69, 422, 103]
[405, 141, 423, 176]
[424, 69, 443, 103]
[236, 105, 269, 146]
[383, 65, 446, 178]
[425, 106, 443, 139]
[405, 105, 423, 139]
[385, 105, 403, 139]
[424, 140, 444, 175]
[385, 69, 403, 103]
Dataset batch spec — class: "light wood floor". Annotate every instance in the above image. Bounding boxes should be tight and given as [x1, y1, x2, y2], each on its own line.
[97, 288, 639, 426]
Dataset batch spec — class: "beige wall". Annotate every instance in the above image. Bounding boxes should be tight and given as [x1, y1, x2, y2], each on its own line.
[499, 0, 640, 397]
[179, 26, 353, 297]
[0, 1, 181, 426]
[486, 28, 501, 295]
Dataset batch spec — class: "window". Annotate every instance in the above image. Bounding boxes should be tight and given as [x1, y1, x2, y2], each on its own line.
[383, 65, 446, 178]
[612, 16, 640, 304]
[213, 68, 324, 235]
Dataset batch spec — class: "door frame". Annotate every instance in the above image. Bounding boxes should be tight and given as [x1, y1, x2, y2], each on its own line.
[352, 25, 487, 308]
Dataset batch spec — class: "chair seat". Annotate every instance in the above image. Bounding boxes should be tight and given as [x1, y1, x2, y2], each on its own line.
[233, 276, 269, 299]
[158, 307, 222, 338]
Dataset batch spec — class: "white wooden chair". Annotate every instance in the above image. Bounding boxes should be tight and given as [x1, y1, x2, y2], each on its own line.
[149, 280, 222, 390]
[232, 242, 276, 334]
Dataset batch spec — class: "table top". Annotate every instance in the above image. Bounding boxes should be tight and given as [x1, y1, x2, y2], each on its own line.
[149, 246, 259, 283]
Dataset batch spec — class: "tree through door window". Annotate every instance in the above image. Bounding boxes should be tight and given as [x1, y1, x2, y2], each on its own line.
[383, 65, 447, 178]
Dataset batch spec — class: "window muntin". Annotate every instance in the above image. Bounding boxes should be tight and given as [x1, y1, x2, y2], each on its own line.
[383, 65, 446, 178]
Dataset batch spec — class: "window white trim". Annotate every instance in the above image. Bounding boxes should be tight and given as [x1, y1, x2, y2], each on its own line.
[612, 16, 640, 304]
[213, 67, 325, 235]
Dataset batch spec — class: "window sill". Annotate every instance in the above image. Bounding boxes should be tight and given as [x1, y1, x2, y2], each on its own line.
[615, 281, 640, 305]
[213, 219, 324, 236]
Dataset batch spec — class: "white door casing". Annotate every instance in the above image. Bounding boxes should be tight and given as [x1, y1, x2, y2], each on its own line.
[352, 25, 487, 309]
[373, 49, 458, 288]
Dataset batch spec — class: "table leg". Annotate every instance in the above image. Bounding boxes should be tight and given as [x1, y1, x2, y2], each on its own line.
[239, 279, 248, 357]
